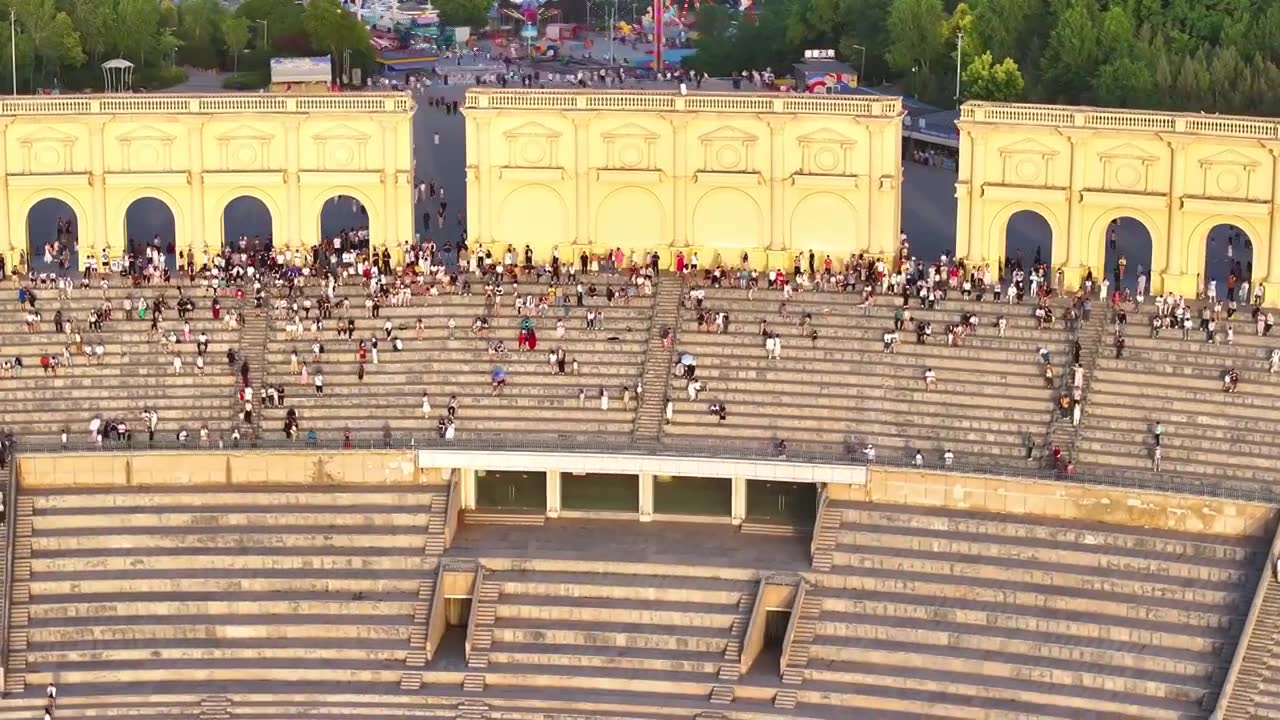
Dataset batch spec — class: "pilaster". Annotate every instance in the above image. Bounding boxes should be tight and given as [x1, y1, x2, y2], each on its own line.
[668, 114, 690, 248]
[964, 130, 987, 266]
[87, 117, 112, 264]
[731, 476, 747, 526]
[866, 123, 884, 257]
[182, 118, 208, 263]
[380, 119, 400, 256]
[572, 113, 595, 246]
[0, 118, 13, 270]
[545, 470, 562, 518]
[460, 468, 478, 510]
[283, 117, 303, 251]
[1267, 144, 1280, 286]
[1061, 129, 1088, 290]
[465, 114, 483, 244]
[1160, 134, 1192, 293]
[764, 115, 791, 252]
[639, 473, 655, 522]
[477, 116, 493, 246]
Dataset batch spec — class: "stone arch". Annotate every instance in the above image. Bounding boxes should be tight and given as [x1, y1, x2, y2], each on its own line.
[1186, 215, 1264, 293]
[595, 187, 664, 250]
[497, 184, 568, 257]
[217, 187, 283, 249]
[119, 188, 185, 263]
[789, 192, 857, 257]
[316, 185, 382, 252]
[692, 187, 762, 249]
[987, 201, 1063, 273]
[1087, 208, 1159, 291]
[22, 190, 86, 271]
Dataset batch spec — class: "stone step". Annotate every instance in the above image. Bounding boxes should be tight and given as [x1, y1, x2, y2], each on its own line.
[399, 672, 423, 690]
[462, 511, 546, 527]
[773, 689, 798, 709]
[708, 685, 733, 704]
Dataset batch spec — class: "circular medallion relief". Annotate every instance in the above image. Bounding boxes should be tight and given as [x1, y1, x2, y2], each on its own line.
[618, 144, 644, 169]
[520, 141, 547, 166]
[716, 145, 742, 170]
[1015, 159, 1040, 182]
[1114, 164, 1142, 189]
[329, 144, 356, 169]
[33, 147, 60, 170]
[1216, 170, 1242, 195]
[813, 147, 840, 173]
[234, 144, 258, 168]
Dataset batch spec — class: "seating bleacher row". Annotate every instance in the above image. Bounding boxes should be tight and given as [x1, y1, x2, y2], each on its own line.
[664, 288, 1071, 462]
[256, 278, 651, 442]
[14, 482, 441, 693]
[0, 474, 1269, 719]
[804, 499, 1265, 719]
[1078, 323, 1280, 490]
[0, 285, 243, 443]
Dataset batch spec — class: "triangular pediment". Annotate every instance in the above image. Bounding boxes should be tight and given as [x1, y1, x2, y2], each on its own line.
[998, 137, 1059, 157]
[1098, 142, 1158, 162]
[217, 124, 274, 141]
[700, 125, 757, 143]
[313, 123, 370, 141]
[601, 122, 659, 140]
[798, 127, 856, 145]
[504, 121, 559, 139]
[19, 127, 76, 144]
[1200, 148, 1261, 167]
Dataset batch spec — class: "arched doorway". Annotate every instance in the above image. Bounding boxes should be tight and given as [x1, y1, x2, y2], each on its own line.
[124, 197, 177, 270]
[26, 198, 78, 272]
[222, 196, 273, 254]
[319, 194, 370, 257]
[1102, 216, 1154, 296]
[1202, 224, 1254, 303]
[1002, 209, 1052, 281]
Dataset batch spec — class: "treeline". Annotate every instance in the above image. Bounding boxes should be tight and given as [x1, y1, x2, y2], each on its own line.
[0, 0, 371, 93]
[689, 0, 1280, 116]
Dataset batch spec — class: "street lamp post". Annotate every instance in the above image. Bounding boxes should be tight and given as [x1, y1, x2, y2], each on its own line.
[954, 30, 964, 106]
[257, 19, 269, 49]
[9, 9, 16, 96]
[849, 43, 866, 86]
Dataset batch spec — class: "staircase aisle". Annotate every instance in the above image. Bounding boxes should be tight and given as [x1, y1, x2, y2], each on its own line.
[632, 276, 683, 445]
[1219, 577, 1280, 719]
[239, 305, 270, 442]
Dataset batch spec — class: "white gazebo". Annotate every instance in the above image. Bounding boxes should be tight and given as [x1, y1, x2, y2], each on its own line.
[101, 58, 134, 93]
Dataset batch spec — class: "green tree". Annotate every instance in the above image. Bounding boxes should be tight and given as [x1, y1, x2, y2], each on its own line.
[68, 0, 112, 66]
[110, 0, 162, 65]
[885, 0, 945, 74]
[176, 0, 227, 67]
[1093, 57, 1156, 107]
[222, 15, 251, 72]
[969, 0, 1035, 64]
[302, 0, 368, 80]
[961, 51, 1023, 100]
[1038, 0, 1098, 100]
[433, 0, 493, 28]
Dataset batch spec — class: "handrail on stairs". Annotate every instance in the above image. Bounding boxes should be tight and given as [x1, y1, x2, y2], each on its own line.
[1, 455, 18, 696]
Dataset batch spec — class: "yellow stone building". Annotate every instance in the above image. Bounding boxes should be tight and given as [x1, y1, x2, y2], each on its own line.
[957, 102, 1280, 298]
[0, 93, 415, 268]
[463, 89, 904, 269]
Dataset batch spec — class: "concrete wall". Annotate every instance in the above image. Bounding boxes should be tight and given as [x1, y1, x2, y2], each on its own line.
[838, 467, 1278, 538]
[463, 89, 904, 269]
[0, 94, 415, 268]
[19, 450, 419, 489]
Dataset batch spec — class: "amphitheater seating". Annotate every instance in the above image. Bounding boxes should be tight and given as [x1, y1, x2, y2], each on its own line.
[0, 283, 242, 443]
[16, 482, 440, 691]
[1077, 323, 1280, 488]
[483, 561, 753, 681]
[803, 499, 1265, 719]
[665, 288, 1071, 462]
[257, 278, 651, 443]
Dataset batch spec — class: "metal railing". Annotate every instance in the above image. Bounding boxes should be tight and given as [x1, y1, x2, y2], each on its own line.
[1, 455, 16, 696]
[13, 434, 1280, 506]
